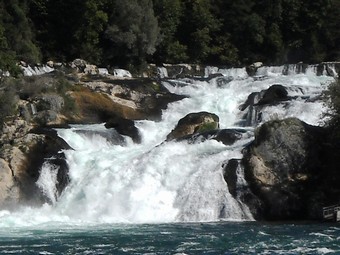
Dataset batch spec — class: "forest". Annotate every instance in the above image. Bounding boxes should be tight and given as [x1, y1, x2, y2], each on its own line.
[0, 0, 339, 74]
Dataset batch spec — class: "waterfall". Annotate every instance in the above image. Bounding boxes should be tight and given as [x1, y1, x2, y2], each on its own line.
[36, 162, 59, 205]
[0, 65, 335, 227]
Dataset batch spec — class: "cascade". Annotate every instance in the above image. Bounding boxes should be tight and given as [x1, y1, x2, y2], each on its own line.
[0, 66, 335, 227]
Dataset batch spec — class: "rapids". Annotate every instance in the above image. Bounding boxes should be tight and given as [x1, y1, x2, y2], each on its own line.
[0, 65, 336, 227]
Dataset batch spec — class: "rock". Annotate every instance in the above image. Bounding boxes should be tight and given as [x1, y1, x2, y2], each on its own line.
[242, 118, 329, 220]
[22, 128, 71, 204]
[70, 59, 87, 72]
[256, 84, 288, 106]
[0, 126, 71, 208]
[46, 60, 54, 68]
[222, 159, 239, 197]
[34, 94, 64, 112]
[239, 84, 290, 126]
[84, 64, 98, 75]
[246, 62, 263, 76]
[34, 110, 59, 125]
[75, 78, 185, 122]
[222, 159, 263, 218]
[162, 64, 204, 78]
[105, 117, 141, 144]
[166, 112, 219, 141]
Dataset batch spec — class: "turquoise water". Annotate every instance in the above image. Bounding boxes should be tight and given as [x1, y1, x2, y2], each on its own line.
[0, 222, 339, 254]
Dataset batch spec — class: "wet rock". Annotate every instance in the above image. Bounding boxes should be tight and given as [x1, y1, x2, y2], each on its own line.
[0, 126, 71, 208]
[166, 112, 219, 141]
[246, 62, 263, 76]
[239, 84, 290, 126]
[242, 118, 331, 220]
[105, 117, 141, 144]
[256, 84, 288, 106]
[222, 159, 264, 218]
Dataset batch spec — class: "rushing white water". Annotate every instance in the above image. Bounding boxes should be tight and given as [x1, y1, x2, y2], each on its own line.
[0, 66, 335, 227]
[36, 162, 59, 205]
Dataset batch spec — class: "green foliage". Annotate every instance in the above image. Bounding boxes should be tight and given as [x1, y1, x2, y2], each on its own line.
[104, 0, 160, 66]
[153, 0, 186, 63]
[1, 0, 339, 68]
[196, 122, 219, 133]
[74, 0, 108, 64]
[178, 0, 221, 63]
[0, 0, 41, 63]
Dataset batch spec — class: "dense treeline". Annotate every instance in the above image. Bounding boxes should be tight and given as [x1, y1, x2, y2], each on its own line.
[0, 0, 339, 72]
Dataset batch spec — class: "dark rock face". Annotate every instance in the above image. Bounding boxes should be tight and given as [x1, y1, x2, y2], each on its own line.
[105, 116, 141, 144]
[256, 84, 288, 106]
[239, 84, 290, 126]
[0, 125, 71, 208]
[23, 128, 72, 205]
[242, 118, 340, 220]
[222, 159, 263, 218]
[166, 112, 219, 141]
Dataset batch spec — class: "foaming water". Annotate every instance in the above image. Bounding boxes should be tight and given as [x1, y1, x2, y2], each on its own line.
[0, 67, 335, 228]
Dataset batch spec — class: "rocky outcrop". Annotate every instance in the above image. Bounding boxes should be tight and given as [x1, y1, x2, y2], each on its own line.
[242, 118, 340, 220]
[166, 112, 219, 141]
[105, 116, 141, 144]
[73, 78, 185, 122]
[0, 121, 71, 208]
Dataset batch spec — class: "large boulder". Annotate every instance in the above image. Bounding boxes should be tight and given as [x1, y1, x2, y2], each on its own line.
[166, 112, 219, 141]
[242, 118, 339, 220]
[105, 116, 141, 144]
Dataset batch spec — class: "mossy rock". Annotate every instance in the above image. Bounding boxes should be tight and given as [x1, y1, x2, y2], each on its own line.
[166, 111, 219, 141]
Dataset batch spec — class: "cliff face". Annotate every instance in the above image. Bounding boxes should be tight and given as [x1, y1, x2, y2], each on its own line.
[242, 118, 340, 220]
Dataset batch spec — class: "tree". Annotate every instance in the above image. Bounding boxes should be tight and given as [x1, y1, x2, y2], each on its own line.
[104, 0, 160, 67]
[0, 18, 17, 74]
[175, 0, 222, 63]
[211, 0, 260, 64]
[153, 0, 188, 63]
[0, 0, 40, 64]
[74, 0, 108, 64]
